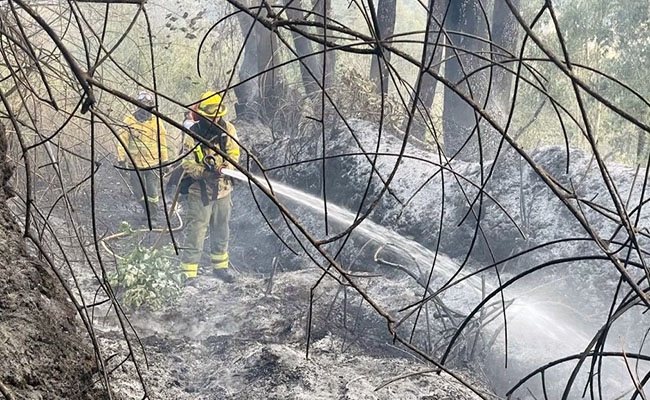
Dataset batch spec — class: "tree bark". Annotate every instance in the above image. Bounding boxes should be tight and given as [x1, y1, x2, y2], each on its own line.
[408, 0, 446, 143]
[257, 28, 284, 120]
[369, 0, 397, 94]
[285, 0, 320, 96]
[489, 0, 521, 123]
[315, 0, 336, 85]
[235, 2, 276, 120]
[442, 0, 488, 161]
[235, 7, 262, 119]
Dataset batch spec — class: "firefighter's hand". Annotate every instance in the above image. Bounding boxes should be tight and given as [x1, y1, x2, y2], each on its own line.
[184, 162, 205, 179]
[206, 164, 225, 179]
[118, 160, 127, 169]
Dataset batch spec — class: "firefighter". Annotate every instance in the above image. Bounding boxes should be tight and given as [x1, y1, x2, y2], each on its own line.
[179, 91, 240, 283]
[117, 91, 168, 222]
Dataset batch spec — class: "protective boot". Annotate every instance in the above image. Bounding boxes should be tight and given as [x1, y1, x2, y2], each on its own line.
[212, 267, 234, 283]
[183, 276, 199, 287]
[181, 263, 199, 287]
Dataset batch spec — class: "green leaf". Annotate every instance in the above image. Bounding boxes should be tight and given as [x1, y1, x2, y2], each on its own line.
[110, 245, 183, 311]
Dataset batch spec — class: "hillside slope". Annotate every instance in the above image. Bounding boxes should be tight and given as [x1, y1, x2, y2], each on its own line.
[0, 127, 96, 399]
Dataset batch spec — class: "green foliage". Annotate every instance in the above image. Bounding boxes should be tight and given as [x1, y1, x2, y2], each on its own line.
[515, 0, 650, 164]
[109, 227, 184, 310]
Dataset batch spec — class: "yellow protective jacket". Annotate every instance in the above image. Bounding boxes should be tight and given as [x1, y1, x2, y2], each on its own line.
[117, 113, 169, 169]
[181, 119, 240, 200]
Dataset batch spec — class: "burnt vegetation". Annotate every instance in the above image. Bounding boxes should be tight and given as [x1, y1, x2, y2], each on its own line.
[0, 0, 649, 399]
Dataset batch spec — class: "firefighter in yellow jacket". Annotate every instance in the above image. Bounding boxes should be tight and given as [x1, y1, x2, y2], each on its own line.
[117, 91, 168, 221]
[179, 91, 240, 283]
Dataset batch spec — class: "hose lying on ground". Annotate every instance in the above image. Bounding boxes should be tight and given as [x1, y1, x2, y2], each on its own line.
[101, 172, 185, 260]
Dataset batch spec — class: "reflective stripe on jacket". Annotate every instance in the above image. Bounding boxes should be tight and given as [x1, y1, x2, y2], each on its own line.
[117, 113, 169, 169]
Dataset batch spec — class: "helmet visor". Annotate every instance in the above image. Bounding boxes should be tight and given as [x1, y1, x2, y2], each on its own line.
[198, 103, 226, 117]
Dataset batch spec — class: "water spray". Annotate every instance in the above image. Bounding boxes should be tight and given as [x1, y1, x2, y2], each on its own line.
[221, 167, 641, 398]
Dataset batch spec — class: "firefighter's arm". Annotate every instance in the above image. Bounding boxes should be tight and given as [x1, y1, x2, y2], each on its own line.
[181, 134, 205, 179]
[158, 119, 169, 162]
[117, 124, 130, 164]
[224, 125, 240, 169]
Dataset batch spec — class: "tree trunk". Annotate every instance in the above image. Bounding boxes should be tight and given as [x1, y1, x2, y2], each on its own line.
[257, 29, 284, 120]
[235, 2, 276, 120]
[408, 0, 446, 143]
[484, 0, 522, 170]
[442, 0, 489, 161]
[315, 0, 336, 85]
[489, 0, 521, 123]
[235, 8, 262, 119]
[369, 0, 397, 94]
[285, 0, 320, 96]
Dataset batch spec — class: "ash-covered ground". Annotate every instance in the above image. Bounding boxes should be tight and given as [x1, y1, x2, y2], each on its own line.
[62, 127, 493, 399]
[95, 270, 489, 399]
[12, 115, 650, 398]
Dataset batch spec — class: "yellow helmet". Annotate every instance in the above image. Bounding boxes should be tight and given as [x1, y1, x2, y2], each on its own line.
[196, 91, 227, 118]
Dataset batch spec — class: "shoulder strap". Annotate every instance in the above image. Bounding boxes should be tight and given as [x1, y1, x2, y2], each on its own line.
[217, 119, 228, 153]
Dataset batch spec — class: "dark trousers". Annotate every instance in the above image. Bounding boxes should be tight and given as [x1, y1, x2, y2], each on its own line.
[129, 169, 160, 217]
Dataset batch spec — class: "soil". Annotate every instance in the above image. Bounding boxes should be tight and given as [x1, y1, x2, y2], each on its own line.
[0, 127, 96, 399]
[78, 121, 492, 398]
[95, 270, 488, 399]
[0, 119, 494, 399]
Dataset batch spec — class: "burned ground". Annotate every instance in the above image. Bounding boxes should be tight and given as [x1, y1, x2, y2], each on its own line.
[80, 132, 491, 398]
[0, 127, 97, 399]
[93, 270, 488, 399]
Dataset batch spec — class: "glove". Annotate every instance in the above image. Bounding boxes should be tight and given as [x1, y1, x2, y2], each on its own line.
[184, 162, 205, 179]
[118, 160, 127, 169]
[206, 164, 225, 180]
